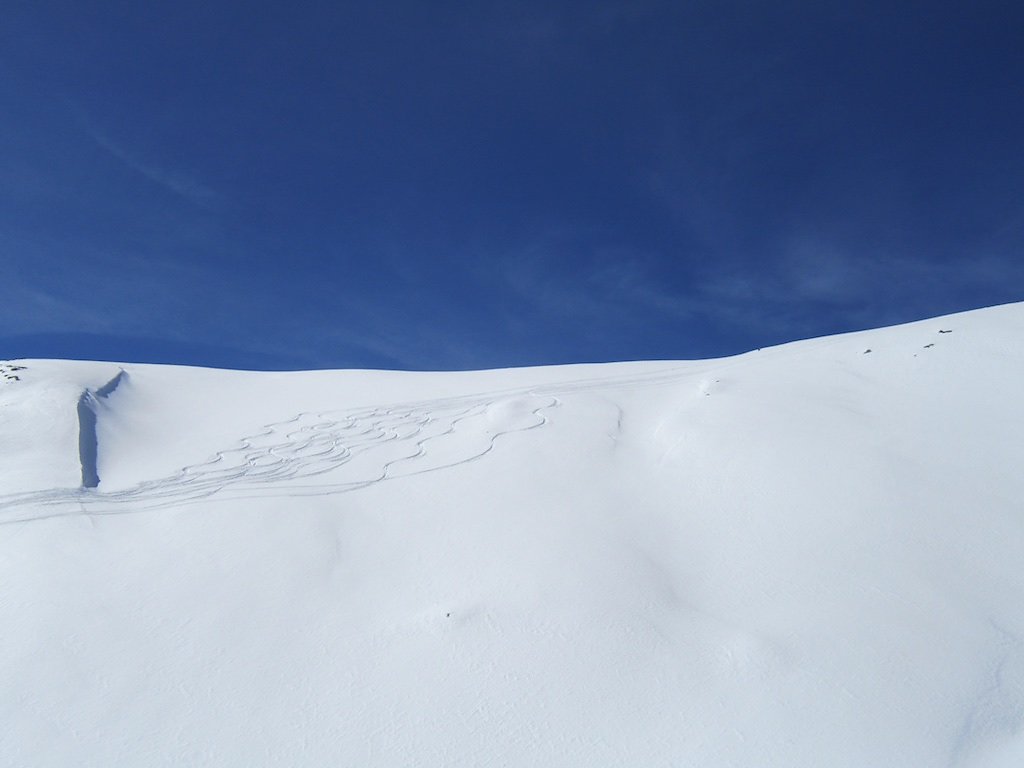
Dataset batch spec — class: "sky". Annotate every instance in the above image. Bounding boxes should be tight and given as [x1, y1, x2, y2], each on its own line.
[2, 1, 1022, 371]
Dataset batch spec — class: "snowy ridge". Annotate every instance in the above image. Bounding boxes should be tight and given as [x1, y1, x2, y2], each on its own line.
[1, 303, 1023, 767]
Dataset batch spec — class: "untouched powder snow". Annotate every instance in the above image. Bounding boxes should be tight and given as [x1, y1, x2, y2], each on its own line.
[1, 303, 1023, 767]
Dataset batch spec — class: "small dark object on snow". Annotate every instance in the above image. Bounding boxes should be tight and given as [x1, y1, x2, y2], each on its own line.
[446, 613, 451, 618]
[924, 343, 934, 348]
[863, 349, 872, 354]
[938, 329, 952, 334]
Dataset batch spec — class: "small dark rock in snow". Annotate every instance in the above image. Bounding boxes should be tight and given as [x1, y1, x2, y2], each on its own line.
[939, 329, 952, 334]
[864, 349, 872, 354]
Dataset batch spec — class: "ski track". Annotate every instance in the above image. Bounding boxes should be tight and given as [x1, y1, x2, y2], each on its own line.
[0, 365, 703, 524]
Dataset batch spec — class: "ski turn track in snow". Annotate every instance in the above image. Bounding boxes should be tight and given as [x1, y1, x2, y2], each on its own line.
[0, 364, 697, 524]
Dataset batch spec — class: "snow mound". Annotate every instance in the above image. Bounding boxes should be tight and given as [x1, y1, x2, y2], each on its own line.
[1, 303, 1023, 766]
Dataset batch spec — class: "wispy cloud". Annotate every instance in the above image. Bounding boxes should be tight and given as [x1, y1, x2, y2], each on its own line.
[73, 108, 217, 208]
[468, 1, 658, 69]
[0, 283, 110, 337]
[482, 233, 700, 332]
[3, 234, 216, 337]
[696, 237, 1024, 336]
[475, 226, 1024, 358]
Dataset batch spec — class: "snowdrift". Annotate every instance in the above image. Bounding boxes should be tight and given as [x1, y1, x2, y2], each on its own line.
[2, 303, 1023, 767]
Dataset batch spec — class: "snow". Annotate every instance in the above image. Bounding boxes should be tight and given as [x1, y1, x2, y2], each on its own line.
[1, 303, 1023, 766]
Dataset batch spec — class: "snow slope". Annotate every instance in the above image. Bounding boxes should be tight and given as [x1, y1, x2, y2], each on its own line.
[1, 303, 1023, 767]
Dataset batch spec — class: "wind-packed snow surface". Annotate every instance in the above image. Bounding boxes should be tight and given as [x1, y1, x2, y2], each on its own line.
[2, 304, 1023, 767]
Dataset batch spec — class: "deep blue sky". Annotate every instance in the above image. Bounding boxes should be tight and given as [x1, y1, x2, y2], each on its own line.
[3, 1, 1022, 370]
